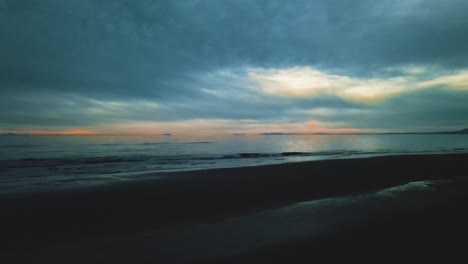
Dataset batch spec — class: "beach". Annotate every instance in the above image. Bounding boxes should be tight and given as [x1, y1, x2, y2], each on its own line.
[2, 153, 468, 263]
[4, 0, 468, 262]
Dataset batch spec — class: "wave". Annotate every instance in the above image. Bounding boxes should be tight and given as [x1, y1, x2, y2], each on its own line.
[0, 148, 451, 167]
[4, 150, 455, 177]
[0, 142, 215, 149]
[231, 150, 367, 159]
[0, 151, 361, 175]
[2, 148, 466, 185]
[452, 147, 467, 151]
[0, 144, 38, 148]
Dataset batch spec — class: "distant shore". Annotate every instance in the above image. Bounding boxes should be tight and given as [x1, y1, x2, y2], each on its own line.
[2, 153, 468, 262]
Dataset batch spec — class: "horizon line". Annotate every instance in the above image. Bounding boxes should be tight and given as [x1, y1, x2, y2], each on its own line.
[2, 127, 467, 136]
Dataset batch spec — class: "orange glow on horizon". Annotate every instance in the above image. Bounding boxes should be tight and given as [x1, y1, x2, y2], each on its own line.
[316, 128, 363, 134]
[2, 120, 370, 136]
[90, 120, 368, 135]
[27, 130, 94, 136]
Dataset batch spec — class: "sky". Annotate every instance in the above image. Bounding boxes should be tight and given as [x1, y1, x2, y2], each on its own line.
[1, 0, 468, 135]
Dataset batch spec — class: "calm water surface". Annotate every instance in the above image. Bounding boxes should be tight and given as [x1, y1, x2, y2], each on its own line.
[1, 134, 467, 192]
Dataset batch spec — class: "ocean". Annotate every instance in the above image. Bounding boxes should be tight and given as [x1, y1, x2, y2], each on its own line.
[1, 134, 467, 193]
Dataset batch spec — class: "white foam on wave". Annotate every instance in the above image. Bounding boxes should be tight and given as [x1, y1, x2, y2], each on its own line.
[376, 180, 451, 197]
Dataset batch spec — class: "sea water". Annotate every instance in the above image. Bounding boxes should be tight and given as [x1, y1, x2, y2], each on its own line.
[1, 134, 467, 192]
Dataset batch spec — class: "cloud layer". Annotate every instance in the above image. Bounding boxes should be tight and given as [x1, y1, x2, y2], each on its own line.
[1, 0, 468, 134]
[247, 66, 468, 103]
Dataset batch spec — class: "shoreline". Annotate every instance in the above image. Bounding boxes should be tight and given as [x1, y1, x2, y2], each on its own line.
[2, 153, 468, 260]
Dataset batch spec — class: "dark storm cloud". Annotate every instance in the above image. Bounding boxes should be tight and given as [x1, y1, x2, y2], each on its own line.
[1, 0, 468, 131]
[367, 89, 468, 131]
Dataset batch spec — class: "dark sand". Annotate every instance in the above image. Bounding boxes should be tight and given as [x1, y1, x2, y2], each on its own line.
[2, 153, 468, 263]
[213, 178, 468, 263]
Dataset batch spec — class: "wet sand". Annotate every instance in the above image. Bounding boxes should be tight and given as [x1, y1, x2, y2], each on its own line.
[1, 153, 468, 262]
[213, 178, 468, 263]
